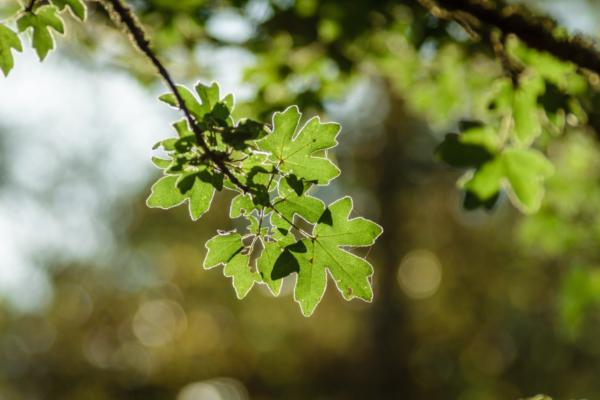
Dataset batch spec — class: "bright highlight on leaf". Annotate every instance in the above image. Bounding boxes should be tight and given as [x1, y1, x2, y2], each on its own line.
[0, 24, 22, 77]
[149, 82, 382, 315]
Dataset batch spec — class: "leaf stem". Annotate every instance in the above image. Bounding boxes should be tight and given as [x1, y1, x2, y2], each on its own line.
[261, 162, 312, 239]
[269, 205, 314, 239]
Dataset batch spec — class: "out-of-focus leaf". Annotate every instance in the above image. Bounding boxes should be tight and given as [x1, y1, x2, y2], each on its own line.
[17, 5, 64, 61]
[51, 0, 86, 20]
[0, 24, 22, 76]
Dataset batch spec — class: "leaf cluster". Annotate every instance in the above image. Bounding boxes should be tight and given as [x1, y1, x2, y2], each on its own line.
[435, 68, 568, 214]
[0, 0, 86, 75]
[148, 82, 382, 316]
[1, 0, 383, 317]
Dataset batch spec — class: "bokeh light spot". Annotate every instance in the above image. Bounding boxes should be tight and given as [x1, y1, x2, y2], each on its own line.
[397, 249, 442, 299]
[133, 299, 187, 347]
[177, 378, 248, 400]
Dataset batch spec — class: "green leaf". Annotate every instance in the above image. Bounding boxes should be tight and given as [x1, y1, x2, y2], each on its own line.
[220, 118, 267, 149]
[257, 241, 290, 295]
[204, 232, 243, 268]
[158, 137, 178, 151]
[315, 197, 382, 247]
[459, 125, 501, 152]
[291, 239, 369, 316]
[292, 197, 383, 316]
[177, 172, 218, 220]
[172, 119, 193, 138]
[270, 222, 297, 247]
[254, 196, 382, 315]
[512, 74, 544, 145]
[0, 24, 22, 77]
[230, 193, 255, 218]
[223, 252, 257, 299]
[151, 156, 171, 169]
[159, 85, 203, 117]
[270, 211, 292, 231]
[195, 82, 221, 111]
[289, 240, 327, 316]
[17, 5, 65, 61]
[272, 176, 325, 225]
[258, 106, 340, 184]
[146, 175, 187, 209]
[238, 153, 273, 191]
[503, 148, 554, 213]
[147, 170, 219, 220]
[462, 148, 554, 213]
[50, 0, 86, 21]
[203, 232, 258, 298]
[436, 133, 494, 168]
[159, 82, 232, 123]
[462, 157, 504, 200]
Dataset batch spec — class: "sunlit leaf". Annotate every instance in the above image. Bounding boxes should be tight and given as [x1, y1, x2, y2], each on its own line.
[258, 106, 340, 184]
[0, 24, 22, 76]
[50, 0, 86, 21]
[17, 5, 64, 61]
[146, 175, 187, 209]
[204, 232, 258, 298]
[290, 197, 382, 316]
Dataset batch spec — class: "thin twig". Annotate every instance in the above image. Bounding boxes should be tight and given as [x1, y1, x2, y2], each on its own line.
[418, 0, 480, 40]
[263, 164, 312, 239]
[420, 0, 600, 77]
[25, 0, 37, 12]
[490, 30, 524, 86]
[102, 0, 319, 238]
[270, 205, 313, 239]
[102, 0, 250, 193]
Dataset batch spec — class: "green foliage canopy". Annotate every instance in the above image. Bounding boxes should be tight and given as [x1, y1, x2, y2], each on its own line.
[3, 0, 600, 321]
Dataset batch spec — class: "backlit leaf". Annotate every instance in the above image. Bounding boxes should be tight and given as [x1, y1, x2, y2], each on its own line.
[50, 0, 86, 20]
[258, 106, 340, 184]
[17, 5, 64, 61]
[0, 24, 22, 76]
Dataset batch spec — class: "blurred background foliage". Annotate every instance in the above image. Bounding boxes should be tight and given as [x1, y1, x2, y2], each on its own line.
[2, 0, 600, 398]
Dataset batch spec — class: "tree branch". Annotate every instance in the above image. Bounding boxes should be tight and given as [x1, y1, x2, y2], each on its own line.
[102, 0, 315, 228]
[420, 0, 600, 76]
[101, 0, 250, 193]
[25, 0, 37, 12]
